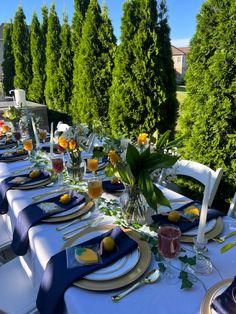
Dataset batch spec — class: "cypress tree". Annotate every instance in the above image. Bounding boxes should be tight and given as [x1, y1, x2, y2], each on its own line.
[71, 0, 115, 124]
[109, 0, 166, 138]
[57, 12, 73, 113]
[2, 22, 15, 95]
[12, 6, 32, 94]
[28, 12, 44, 103]
[44, 4, 61, 110]
[71, 0, 90, 54]
[40, 5, 48, 102]
[157, 0, 178, 134]
[178, 0, 236, 192]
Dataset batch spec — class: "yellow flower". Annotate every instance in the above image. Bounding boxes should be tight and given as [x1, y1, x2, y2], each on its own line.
[69, 139, 77, 150]
[137, 133, 148, 145]
[58, 136, 68, 149]
[108, 150, 120, 166]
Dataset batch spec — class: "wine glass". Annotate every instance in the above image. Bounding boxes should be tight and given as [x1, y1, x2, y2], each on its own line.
[158, 224, 181, 281]
[51, 155, 64, 183]
[23, 139, 33, 160]
[87, 158, 99, 178]
[13, 128, 22, 148]
[39, 129, 47, 143]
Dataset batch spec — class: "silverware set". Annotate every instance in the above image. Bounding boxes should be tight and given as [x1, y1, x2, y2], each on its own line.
[212, 231, 236, 243]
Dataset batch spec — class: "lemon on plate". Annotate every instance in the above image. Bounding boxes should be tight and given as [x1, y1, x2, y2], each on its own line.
[168, 211, 181, 222]
[29, 169, 41, 179]
[59, 193, 71, 204]
[101, 237, 116, 252]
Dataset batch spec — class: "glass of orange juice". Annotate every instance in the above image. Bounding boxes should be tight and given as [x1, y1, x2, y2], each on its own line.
[39, 129, 47, 143]
[87, 179, 103, 199]
[23, 139, 33, 159]
[87, 158, 99, 179]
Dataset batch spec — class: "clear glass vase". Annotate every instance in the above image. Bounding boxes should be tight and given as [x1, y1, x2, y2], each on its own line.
[120, 184, 149, 225]
[66, 159, 86, 182]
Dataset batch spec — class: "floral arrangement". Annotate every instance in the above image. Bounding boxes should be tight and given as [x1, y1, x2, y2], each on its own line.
[2, 105, 23, 122]
[58, 125, 89, 164]
[97, 131, 180, 222]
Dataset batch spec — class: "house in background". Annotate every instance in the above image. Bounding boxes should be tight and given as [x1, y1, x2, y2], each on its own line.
[171, 46, 190, 84]
[0, 23, 4, 81]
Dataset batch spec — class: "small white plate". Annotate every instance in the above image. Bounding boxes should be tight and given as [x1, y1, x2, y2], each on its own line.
[72, 229, 140, 281]
[183, 219, 217, 236]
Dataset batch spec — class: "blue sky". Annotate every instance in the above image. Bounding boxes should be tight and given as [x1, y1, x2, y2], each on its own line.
[0, 0, 205, 47]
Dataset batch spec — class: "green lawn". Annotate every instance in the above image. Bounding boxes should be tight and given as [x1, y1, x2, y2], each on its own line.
[176, 85, 187, 105]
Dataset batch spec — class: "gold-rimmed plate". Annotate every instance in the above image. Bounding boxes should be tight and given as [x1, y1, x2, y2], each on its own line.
[62, 224, 152, 291]
[200, 278, 234, 314]
[12, 176, 52, 190]
[42, 200, 94, 223]
[181, 217, 224, 243]
[0, 154, 28, 162]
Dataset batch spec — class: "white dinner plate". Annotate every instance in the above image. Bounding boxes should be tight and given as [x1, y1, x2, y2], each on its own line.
[183, 219, 217, 236]
[71, 228, 140, 281]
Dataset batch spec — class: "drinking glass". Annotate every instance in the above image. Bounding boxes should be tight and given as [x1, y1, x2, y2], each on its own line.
[158, 224, 181, 281]
[87, 158, 99, 178]
[13, 129, 22, 147]
[51, 155, 64, 182]
[87, 179, 103, 199]
[39, 129, 47, 143]
[23, 139, 33, 160]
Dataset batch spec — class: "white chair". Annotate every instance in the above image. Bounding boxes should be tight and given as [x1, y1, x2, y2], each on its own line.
[0, 215, 12, 252]
[0, 257, 37, 314]
[56, 121, 70, 132]
[227, 192, 236, 218]
[162, 159, 223, 206]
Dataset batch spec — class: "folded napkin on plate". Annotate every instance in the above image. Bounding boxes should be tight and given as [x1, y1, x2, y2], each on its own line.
[102, 180, 125, 193]
[152, 201, 225, 232]
[0, 149, 28, 161]
[0, 170, 50, 215]
[0, 140, 16, 149]
[211, 277, 236, 314]
[11, 190, 85, 256]
[36, 226, 138, 314]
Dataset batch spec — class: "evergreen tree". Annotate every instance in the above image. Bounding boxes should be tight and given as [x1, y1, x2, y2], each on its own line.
[12, 6, 32, 94]
[28, 12, 44, 103]
[2, 22, 15, 95]
[109, 0, 166, 138]
[157, 0, 178, 134]
[57, 12, 73, 113]
[71, 0, 90, 54]
[71, 0, 115, 124]
[40, 5, 48, 102]
[44, 4, 61, 110]
[178, 0, 236, 191]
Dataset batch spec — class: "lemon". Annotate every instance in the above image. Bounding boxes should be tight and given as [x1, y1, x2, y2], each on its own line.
[59, 193, 71, 204]
[168, 211, 181, 222]
[16, 149, 24, 155]
[29, 169, 41, 179]
[184, 206, 199, 216]
[101, 237, 116, 252]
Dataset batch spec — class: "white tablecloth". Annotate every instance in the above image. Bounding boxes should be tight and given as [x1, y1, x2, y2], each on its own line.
[1, 160, 236, 314]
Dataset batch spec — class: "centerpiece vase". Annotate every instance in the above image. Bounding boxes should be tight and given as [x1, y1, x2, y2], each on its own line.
[66, 157, 86, 182]
[120, 183, 149, 225]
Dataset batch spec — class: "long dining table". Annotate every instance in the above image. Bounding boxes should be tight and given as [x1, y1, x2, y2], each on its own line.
[0, 156, 236, 314]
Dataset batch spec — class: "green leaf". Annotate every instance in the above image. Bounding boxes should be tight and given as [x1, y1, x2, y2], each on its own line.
[155, 130, 171, 151]
[138, 170, 157, 209]
[178, 271, 193, 289]
[116, 161, 135, 186]
[104, 164, 115, 177]
[143, 153, 179, 172]
[220, 241, 236, 253]
[153, 185, 171, 208]
[165, 135, 186, 149]
[178, 255, 196, 265]
[126, 143, 140, 176]
[92, 151, 106, 159]
[158, 263, 166, 273]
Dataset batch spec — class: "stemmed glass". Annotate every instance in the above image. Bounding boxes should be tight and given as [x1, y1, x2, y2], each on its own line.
[158, 224, 181, 282]
[13, 128, 22, 148]
[39, 129, 47, 144]
[51, 154, 64, 183]
[23, 139, 33, 160]
[87, 158, 99, 178]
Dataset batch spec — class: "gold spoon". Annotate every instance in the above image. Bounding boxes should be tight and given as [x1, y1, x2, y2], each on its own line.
[112, 269, 160, 302]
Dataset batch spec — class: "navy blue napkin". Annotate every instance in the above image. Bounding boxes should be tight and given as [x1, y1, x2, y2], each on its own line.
[0, 139, 16, 149]
[36, 226, 138, 314]
[102, 180, 125, 193]
[12, 190, 85, 256]
[0, 149, 28, 161]
[152, 201, 225, 232]
[0, 170, 50, 215]
[211, 277, 236, 314]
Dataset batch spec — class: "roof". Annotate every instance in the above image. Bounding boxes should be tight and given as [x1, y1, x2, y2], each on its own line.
[171, 45, 190, 56]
